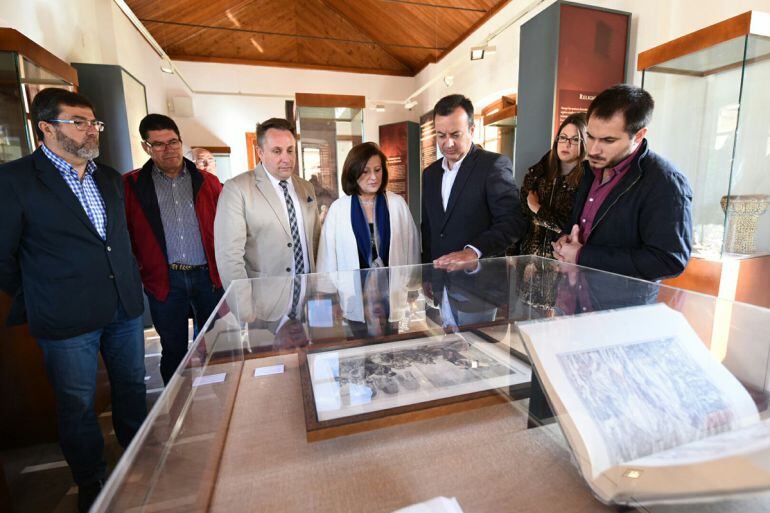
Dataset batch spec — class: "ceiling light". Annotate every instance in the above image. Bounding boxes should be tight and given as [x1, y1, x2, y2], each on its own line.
[160, 58, 174, 74]
[225, 9, 241, 28]
[404, 98, 418, 110]
[443, 75, 454, 87]
[249, 37, 264, 53]
[375, 104, 386, 112]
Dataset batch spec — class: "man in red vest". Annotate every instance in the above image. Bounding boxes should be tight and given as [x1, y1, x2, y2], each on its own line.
[124, 114, 223, 384]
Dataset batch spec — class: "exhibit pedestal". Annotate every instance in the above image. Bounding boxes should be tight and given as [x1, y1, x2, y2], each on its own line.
[663, 255, 770, 309]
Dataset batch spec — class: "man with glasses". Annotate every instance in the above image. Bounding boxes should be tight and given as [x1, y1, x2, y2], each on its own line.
[552, 84, 693, 280]
[124, 114, 223, 384]
[0, 88, 146, 512]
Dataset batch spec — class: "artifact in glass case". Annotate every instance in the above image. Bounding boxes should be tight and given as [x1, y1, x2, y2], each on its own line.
[720, 194, 770, 255]
[520, 302, 770, 506]
[300, 331, 530, 441]
[91, 258, 770, 513]
[639, 11, 770, 259]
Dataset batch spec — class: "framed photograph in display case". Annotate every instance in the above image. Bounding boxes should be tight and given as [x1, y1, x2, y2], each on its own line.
[298, 331, 531, 441]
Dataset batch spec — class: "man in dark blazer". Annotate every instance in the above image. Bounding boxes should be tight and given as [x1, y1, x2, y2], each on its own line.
[0, 88, 146, 512]
[552, 85, 692, 281]
[421, 94, 526, 267]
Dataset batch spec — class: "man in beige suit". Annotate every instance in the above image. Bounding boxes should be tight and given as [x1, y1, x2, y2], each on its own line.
[214, 118, 321, 289]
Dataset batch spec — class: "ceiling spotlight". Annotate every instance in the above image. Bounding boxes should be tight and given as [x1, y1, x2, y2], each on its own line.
[375, 104, 386, 112]
[160, 58, 174, 74]
[404, 98, 418, 110]
[470, 44, 496, 61]
[443, 75, 454, 87]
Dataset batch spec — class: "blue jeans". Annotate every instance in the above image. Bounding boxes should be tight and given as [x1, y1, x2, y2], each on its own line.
[147, 268, 223, 384]
[36, 304, 147, 486]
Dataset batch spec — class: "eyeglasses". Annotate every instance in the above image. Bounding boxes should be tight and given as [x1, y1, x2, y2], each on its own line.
[48, 119, 105, 132]
[557, 135, 581, 146]
[195, 158, 215, 166]
[144, 139, 182, 151]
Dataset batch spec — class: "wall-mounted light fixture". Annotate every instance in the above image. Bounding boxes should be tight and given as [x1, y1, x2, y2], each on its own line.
[470, 44, 497, 61]
[375, 104, 386, 112]
[404, 98, 418, 110]
[443, 75, 454, 87]
[160, 58, 174, 74]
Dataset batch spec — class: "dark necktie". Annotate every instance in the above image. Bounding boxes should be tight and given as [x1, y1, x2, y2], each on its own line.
[279, 180, 305, 274]
[289, 276, 301, 320]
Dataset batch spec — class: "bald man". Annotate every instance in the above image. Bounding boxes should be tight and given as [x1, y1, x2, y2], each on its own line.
[191, 147, 217, 176]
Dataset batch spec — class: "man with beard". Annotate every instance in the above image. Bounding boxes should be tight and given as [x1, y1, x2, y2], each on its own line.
[0, 88, 146, 512]
[124, 114, 223, 384]
[552, 85, 693, 281]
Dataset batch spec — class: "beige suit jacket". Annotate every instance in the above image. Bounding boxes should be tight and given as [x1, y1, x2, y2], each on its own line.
[214, 164, 321, 289]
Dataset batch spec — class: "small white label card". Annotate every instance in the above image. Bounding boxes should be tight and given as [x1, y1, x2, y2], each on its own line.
[192, 372, 227, 387]
[254, 364, 285, 377]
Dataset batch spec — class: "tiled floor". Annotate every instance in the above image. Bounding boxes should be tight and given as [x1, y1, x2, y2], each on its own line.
[1, 326, 187, 513]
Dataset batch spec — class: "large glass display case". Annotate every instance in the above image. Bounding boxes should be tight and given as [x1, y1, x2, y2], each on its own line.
[92, 257, 770, 512]
[0, 29, 77, 164]
[295, 93, 365, 211]
[640, 11, 770, 259]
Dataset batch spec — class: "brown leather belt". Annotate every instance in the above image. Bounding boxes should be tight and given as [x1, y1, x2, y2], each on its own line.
[169, 263, 208, 271]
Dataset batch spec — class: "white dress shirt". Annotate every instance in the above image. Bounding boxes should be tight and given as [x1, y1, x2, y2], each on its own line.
[440, 152, 481, 258]
[265, 170, 310, 273]
[440, 153, 468, 211]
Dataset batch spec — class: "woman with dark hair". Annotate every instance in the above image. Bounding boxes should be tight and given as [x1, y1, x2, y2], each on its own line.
[518, 112, 587, 257]
[316, 142, 419, 271]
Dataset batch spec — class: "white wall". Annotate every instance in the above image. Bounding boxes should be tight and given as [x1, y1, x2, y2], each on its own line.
[168, 61, 415, 180]
[410, 0, 770, 115]
[0, 0, 181, 114]
[3, 0, 768, 181]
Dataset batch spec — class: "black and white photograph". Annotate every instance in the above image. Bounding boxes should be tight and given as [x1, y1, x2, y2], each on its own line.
[308, 333, 531, 421]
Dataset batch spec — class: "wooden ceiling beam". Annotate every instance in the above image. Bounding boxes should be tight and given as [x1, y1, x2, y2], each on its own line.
[377, 0, 486, 13]
[169, 53, 414, 76]
[142, 18, 445, 51]
[415, 0, 512, 74]
[164, 0, 259, 48]
[317, 0, 413, 73]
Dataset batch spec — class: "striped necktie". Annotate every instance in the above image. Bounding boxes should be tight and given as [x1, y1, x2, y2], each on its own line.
[279, 180, 305, 274]
[288, 276, 301, 319]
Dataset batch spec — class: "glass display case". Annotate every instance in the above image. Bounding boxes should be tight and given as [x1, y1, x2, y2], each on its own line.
[92, 257, 770, 512]
[0, 29, 77, 164]
[295, 93, 364, 211]
[639, 11, 770, 260]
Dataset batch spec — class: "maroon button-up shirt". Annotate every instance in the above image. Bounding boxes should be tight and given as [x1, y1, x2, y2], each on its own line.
[578, 143, 643, 244]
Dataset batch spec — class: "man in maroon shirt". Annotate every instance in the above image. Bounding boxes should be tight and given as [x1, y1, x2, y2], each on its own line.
[552, 85, 692, 281]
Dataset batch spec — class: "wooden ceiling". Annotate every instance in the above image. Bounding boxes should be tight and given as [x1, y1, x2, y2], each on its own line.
[125, 0, 511, 76]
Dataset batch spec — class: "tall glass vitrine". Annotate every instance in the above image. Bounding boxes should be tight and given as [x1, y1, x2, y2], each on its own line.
[640, 11, 770, 259]
[295, 93, 365, 211]
[0, 29, 77, 164]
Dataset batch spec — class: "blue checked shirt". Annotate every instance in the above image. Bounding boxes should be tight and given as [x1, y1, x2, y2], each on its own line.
[152, 165, 207, 265]
[41, 144, 107, 240]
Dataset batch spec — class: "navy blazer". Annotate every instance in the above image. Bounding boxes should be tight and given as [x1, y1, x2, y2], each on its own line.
[421, 144, 526, 263]
[0, 148, 144, 340]
[570, 139, 693, 281]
